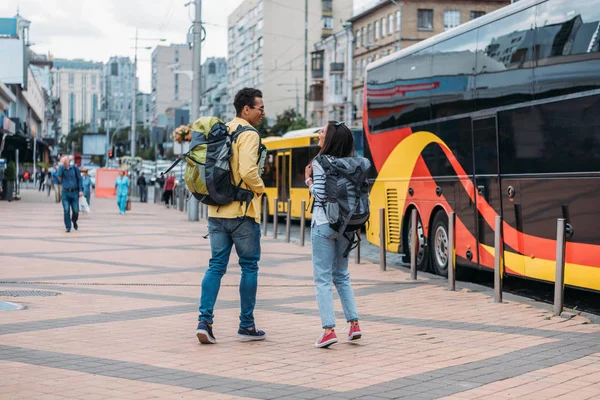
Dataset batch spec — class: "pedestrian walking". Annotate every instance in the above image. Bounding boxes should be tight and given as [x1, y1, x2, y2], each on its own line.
[114, 170, 129, 215]
[137, 173, 148, 203]
[163, 173, 176, 208]
[305, 121, 362, 348]
[38, 169, 46, 191]
[44, 172, 52, 196]
[196, 88, 267, 344]
[57, 156, 83, 233]
[52, 166, 61, 203]
[81, 168, 94, 207]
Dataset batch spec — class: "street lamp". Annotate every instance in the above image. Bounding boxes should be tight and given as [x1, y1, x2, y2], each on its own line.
[131, 32, 166, 160]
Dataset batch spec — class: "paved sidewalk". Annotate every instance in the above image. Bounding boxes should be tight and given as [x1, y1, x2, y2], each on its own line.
[2, 190, 600, 400]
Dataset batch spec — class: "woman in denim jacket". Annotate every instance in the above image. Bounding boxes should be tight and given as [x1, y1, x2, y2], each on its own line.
[304, 121, 361, 348]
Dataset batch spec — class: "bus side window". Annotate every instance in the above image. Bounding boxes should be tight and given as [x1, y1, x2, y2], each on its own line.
[262, 151, 277, 187]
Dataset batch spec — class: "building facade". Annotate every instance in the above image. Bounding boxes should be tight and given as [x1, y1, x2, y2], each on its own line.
[151, 44, 193, 125]
[102, 56, 134, 128]
[227, 0, 353, 121]
[350, 0, 510, 124]
[52, 59, 102, 138]
[136, 92, 152, 130]
[199, 57, 228, 121]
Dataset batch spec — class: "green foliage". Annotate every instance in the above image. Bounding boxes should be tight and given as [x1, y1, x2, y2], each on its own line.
[4, 161, 16, 181]
[271, 108, 308, 135]
[256, 117, 270, 138]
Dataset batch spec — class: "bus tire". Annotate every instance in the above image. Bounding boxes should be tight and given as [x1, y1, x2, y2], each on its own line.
[430, 211, 449, 277]
[403, 209, 429, 271]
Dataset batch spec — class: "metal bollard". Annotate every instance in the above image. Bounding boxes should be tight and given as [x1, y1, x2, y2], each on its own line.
[300, 200, 306, 247]
[262, 195, 268, 236]
[179, 188, 184, 211]
[273, 198, 279, 239]
[448, 212, 456, 291]
[554, 218, 567, 316]
[410, 209, 417, 280]
[494, 215, 504, 303]
[379, 208, 386, 271]
[285, 199, 292, 243]
[184, 190, 188, 212]
[355, 229, 361, 264]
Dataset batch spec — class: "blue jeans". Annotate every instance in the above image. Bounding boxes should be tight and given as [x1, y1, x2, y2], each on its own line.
[311, 224, 359, 329]
[84, 192, 91, 206]
[61, 190, 79, 230]
[199, 217, 261, 328]
[117, 194, 127, 213]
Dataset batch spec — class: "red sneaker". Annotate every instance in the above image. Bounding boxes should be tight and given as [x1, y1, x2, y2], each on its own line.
[315, 330, 338, 348]
[348, 324, 362, 341]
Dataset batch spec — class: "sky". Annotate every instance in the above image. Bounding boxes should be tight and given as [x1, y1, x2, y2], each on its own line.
[0, 0, 246, 93]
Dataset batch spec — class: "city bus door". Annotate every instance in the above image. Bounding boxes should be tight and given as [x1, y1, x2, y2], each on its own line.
[472, 116, 504, 269]
[276, 151, 291, 214]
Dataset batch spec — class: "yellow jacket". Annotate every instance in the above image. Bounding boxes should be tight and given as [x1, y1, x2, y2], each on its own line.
[207, 117, 265, 223]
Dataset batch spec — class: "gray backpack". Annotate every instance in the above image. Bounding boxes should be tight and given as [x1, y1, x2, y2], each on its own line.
[316, 155, 371, 256]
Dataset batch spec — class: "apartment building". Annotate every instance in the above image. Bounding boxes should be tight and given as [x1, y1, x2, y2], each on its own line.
[150, 44, 193, 125]
[102, 56, 135, 128]
[227, 0, 352, 121]
[350, 0, 510, 124]
[52, 59, 103, 137]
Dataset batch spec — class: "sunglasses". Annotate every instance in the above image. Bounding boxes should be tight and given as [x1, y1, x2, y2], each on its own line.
[333, 121, 345, 126]
[251, 106, 265, 112]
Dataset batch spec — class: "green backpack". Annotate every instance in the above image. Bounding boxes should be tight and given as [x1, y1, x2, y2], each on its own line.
[163, 116, 266, 207]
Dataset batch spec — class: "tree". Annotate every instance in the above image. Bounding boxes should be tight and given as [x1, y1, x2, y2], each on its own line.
[256, 117, 270, 138]
[64, 122, 89, 153]
[271, 108, 308, 135]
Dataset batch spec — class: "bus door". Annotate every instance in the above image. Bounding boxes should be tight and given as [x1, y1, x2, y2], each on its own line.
[276, 151, 291, 214]
[472, 115, 503, 269]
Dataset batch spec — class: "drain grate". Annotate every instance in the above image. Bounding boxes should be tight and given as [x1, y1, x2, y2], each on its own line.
[0, 290, 61, 297]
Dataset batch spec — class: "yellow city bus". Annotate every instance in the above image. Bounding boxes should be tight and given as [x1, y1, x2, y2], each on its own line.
[262, 126, 365, 218]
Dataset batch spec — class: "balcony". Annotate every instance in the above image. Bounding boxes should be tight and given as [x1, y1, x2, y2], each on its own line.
[309, 83, 324, 102]
[330, 62, 344, 74]
[322, 0, 332, 12]
[311, 51, 324, 80]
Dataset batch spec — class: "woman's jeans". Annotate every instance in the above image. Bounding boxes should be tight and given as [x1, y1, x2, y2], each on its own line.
[199, 217, 261, 328]
[311, 224, 359, 329]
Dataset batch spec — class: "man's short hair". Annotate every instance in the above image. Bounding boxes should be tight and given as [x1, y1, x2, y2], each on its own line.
[234, 88, 263, 116]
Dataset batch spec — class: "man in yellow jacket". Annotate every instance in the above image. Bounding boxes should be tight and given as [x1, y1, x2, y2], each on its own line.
[196, 88, 267, 344]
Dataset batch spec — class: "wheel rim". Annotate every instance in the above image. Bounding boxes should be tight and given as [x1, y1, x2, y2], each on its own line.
[408, 217, 425, 265]
[434, 225, 448, 267]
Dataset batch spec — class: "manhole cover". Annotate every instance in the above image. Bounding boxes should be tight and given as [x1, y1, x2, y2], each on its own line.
[0, 290, 61, 297]
[0, 301, 24, 311]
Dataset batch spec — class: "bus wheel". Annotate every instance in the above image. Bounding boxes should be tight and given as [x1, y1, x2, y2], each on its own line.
[405, 210, 429, 271]
[430, 211, 449, 277]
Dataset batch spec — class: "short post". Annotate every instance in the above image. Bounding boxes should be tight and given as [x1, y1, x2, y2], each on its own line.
[300, 200, 306, 247]
[262, 195, 268, 236]
[184, 190, 188, 212]
[554, 218, 567, 317]
[179, 188, 184, 211]
[379, 208, 386, 271]
[273, 197, 279, 239]
[355, 229, 361, 264]
[448, 212, 456, 291]
[494, 215, 504, 303]
[410, 209, 418, 280]
[285, 199, 292, 243]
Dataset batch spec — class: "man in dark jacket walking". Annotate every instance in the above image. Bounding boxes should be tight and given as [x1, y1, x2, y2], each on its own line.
[57, 156, 83, 233]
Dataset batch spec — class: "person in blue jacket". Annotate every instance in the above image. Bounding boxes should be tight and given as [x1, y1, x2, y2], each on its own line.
[114, 170, 130, 214]
[80, 168, 94, 206]
[57, 156, 83, 232]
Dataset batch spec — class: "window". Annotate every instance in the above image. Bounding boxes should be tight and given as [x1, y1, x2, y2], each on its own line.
[291, 147, 319, 187]
[471, 11, 485, 20]
[444, 10, 460, 31]
[476, 6, 535, 110]
[367, 24, 372, 44]
[381, 17, 386, 37]
[355, 30, 360, 49]
[334, 75, 343, 95]
[91, 75, 96, 88]
[388, 14, 394, 35]
[322, 16, 334, 30]
[209, 63, 216, 74]
[258, 37, 263, 49]
[418, 9, 433, 31]
[395, 10, 401, 32]
[256, 19, 263, 31]
[262, 151, 276, 187]
[375, 20, 380, 41]
[174, 73, 179, 101]
[68, 72, 74, 87]
[355, 60, 360, 80]
[533, 0, 600, 99]
[175, 50, 179, 63]
[361, 27, 366, 46]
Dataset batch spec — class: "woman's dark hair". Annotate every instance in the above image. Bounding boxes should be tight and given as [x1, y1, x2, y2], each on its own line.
[234, 87, 263, 116]
[319, 121, 354, 158]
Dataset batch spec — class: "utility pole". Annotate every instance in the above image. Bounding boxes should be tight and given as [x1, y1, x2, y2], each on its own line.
[303, 0, 308, 120]
[188, 0, 202, 222]
[131, 29, 138, 159]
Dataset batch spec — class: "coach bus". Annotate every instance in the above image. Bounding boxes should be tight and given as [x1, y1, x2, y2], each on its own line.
[364, 0, 600, 291]
[262, 126, 366, 218]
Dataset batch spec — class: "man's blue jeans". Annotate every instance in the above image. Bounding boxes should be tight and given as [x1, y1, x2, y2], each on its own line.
[198, 217, 261, 328]
[61, 190, 79, 230]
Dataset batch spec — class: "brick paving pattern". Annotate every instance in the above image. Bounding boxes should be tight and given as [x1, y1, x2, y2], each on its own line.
[2, 190, 600, 399]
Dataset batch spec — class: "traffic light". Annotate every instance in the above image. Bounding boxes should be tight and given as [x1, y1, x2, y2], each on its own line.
[109, 147, 114, 159]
